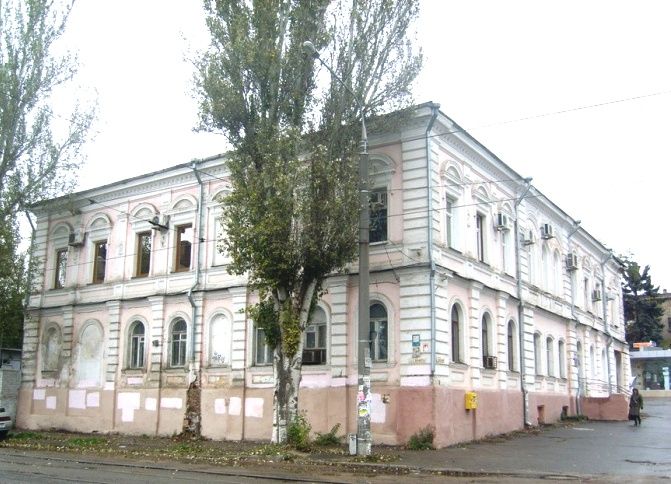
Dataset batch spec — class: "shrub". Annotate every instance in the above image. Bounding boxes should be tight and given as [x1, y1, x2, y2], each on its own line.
[407, 425, 435, 450]
[313, 423, 342, 446]
[287, 412, 311, 451]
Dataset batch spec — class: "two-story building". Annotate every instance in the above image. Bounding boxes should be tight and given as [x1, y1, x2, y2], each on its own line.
[17, 104, 630, 447]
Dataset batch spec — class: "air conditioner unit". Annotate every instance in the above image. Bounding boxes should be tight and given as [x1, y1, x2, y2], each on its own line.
[302, 348, 326, 365]
[483, 355, 498, 370]
[592, 289, 602, 302]
[566, 253, 579, 271]
[68, 229, 84, 247]
[523, 230, 536, 245]
[540, 223, 554, 239]
[495, 213, 510, 231]
[149, 214, 170, 232]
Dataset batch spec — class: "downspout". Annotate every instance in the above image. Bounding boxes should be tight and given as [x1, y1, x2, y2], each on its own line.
[425, 103, 440, 378]
[599, 250, 613, 395]
[514, 178, 533, 427]
[567, 221, 582, 415]
[188, 163, 206, 375]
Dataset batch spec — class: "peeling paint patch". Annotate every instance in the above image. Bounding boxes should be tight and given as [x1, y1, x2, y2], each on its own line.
[160, 397, 182, 409]
[33, 389, 46, 400]
[371, 393, 386, 423]
[245, 397, 264, 418]
[145, 398, 157, 411]
[46, 396, 57, 410]
[117, 392, 140, 422]
[69, 389, 87, 409]
[214, 398, 227, 414]
[86, 392, 100, 408]
[228, 397, 242, 416]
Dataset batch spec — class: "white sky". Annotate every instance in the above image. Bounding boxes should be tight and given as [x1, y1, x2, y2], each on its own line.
[58, 0, 671, 288]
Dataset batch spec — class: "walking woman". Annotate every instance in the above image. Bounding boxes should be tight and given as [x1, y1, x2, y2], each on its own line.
[629, 388, 644, 426]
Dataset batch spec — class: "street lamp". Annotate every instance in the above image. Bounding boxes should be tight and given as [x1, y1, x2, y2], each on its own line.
[302, 40, 371, 456]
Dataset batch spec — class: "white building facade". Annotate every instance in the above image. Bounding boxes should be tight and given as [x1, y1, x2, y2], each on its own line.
[17, 104, 630, 446]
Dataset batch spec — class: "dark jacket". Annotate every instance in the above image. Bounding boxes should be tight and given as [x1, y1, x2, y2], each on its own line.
[629, 392, 643, 416]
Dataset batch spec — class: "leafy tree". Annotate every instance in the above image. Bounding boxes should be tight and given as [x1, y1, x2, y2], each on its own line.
[622, 257, 664, 346]
[0, 215, 26, 348]
[196, 0, 422, 443]
[0, 0, 93, 348]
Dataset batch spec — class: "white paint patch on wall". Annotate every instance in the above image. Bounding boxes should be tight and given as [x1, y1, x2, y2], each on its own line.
[76, 379, 98, 389]
[33, 389, 46, 400]
[68, 389, 87, 409]
[127, 377, 143, 385]
[228, 397, 241, 416]
[86, 392, 100, 408]
[214, 398, 227, 415]
[117, 392, 140, 422]
[160, 397, 182, 409]
[145, 398, 157, 411]
[400, 376, 431, 387]
[104, 381, 115, 390]
[245, 397, 264, 418]
[299, 373, 329, 389]
[46, 396, 57, 410]
[37, 378, 55, 387]
[370, 393, 386, 424]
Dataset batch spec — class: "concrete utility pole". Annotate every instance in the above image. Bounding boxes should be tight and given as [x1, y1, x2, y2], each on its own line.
[302, 41, 371, 456]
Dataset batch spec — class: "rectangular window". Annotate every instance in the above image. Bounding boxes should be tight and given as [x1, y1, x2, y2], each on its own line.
[255, 328, 273, 365]
[369, 189, 388, 243]
[54, 248, 68, 289]
[136, 232, 152, 277]
[93, 241, 107, 283]
[476, 213, 485, 262]
[501, 230, 507, 272]
[445, 198, 453, 247]
[175, 224, 193, 272]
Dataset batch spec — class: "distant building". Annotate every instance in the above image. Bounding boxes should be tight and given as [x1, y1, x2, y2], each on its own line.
[17, 104, 630, 447]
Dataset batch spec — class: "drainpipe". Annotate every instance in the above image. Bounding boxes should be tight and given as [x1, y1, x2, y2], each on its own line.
[514, 178, 533, 427]
[599, 250, 613, 395]
[425, 103, 440, 378]
[188, 163, 206, 379]
[567, 220, 582, 415]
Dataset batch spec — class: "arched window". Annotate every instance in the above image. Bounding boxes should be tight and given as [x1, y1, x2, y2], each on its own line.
[558, 340, 566, 378]
[546, 336, 554, 377]
[210, 314, 232, 366]
[589, 345, 596, 379]
[534, 332, 542, 375]
[451, 305, 462, 363]
[369, 303, 388, 362]
[170, 318, 188, 367]
[303, 306, 327, 365]
[507, 320, 516, 371]
[576, 340, 584, 379]
[481, 313, 493, 368]
[128, 321, 145, 369]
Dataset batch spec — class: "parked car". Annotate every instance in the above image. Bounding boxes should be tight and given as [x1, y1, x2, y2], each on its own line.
[0, 406, 13, 439]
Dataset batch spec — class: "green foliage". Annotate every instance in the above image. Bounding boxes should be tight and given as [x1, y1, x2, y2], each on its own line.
[66, 436, 107, 448]
[621, 256, 664, 346]
[0, 216, 26, 348]
[287, 412, 312, 451]
[196, 0, 422, 443]
[406, 425, 435, 450]
[313, 423, 342, 446]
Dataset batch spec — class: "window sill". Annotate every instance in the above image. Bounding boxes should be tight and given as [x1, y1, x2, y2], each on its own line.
[449, 362, 468, 369]
[121, 368, 146, 375]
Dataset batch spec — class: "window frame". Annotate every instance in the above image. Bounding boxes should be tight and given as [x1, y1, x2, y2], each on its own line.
[135, 231, 153, 277]
[558, 340, 566, 378]
[174, 224, 193, 272]
[534, 332, 542, 375]
[92, 241, 108, 284]
[450, 305, 462, 364]
[254, 327, 273, 366]
[54, 247, 68, 289]
[475, 213, 486, 263]
[507, 320, 516, 371]
[128, 321, 146, 370]
[369, 188, 388, 244]
[546, 336, 554, 377]
[302, 306, 327, 366]
[369, 302, 388, 362]
[169, 318, 188, 368]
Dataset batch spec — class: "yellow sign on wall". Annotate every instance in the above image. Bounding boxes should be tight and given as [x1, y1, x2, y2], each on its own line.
[465, 391, 478, 410]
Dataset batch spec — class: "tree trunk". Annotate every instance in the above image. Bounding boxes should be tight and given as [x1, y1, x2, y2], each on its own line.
[272, 343, 303, 443]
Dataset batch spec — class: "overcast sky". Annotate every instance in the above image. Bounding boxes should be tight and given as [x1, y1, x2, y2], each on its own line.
[59, 0, 670, 288]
